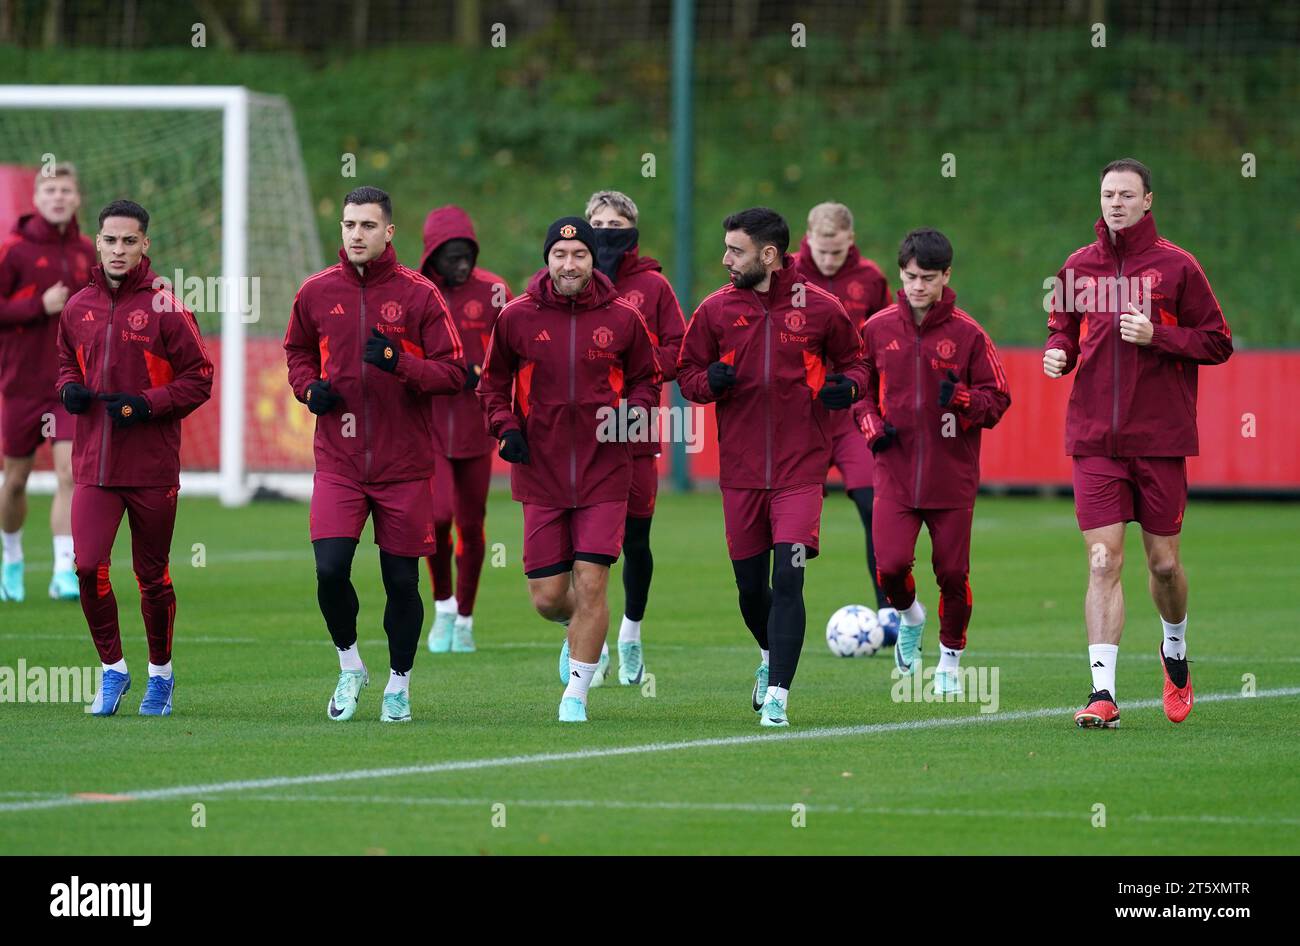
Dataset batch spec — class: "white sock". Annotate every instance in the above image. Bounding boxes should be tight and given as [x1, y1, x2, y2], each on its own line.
[53, 534, 75, 573]
[1161, 615, 1188, 660]
[760, 648, 770, 666]
[901, 598, 925, 626]
[435, 595, 457, 615]
[1, 529, 21, 564]
[618, 616, 641, 643]
[337, 642, 364, 672]
[148, 661, 172, 679]
[386, 669, 410, 694]
[1089, 644, 1119, 697]
[938, 646, 963, 673]
[103, 658, 127, 674]
[454, 613, 473, 631]
[765, 685, 789, 706]
[563, 658, 598, 703]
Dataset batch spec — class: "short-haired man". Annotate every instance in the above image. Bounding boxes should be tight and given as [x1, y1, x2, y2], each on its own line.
[858, 228, 1010, 696]
[678, 207, 868, 727]
[793, 201, 891, 614]
[285, 186, 467, 724]
[57, 199, 214, 716]
[583, 189, 686, 687]
[0, 164, 95, 602]
[1044, 158, 1232, 728]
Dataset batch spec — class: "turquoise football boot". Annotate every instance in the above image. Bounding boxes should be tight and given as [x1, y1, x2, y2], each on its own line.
[759, 693, 789, 728]
[428, 610, 454, 653]
[49, 569, 80, 601]
[617, 640, 644, 685]
[558, 696, 587, 723]
[327, 667, 368, 721]
[380, 689, 412, 722]
[0, 560, 25, 602]
[752, 661, 769, 712]
[894, 605, 926, 677]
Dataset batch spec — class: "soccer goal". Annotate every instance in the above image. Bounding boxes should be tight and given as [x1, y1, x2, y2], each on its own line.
[0, 85, 321, 506]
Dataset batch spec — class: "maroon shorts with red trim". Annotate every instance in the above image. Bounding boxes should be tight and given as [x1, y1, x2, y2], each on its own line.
[1, 395, 72, 458]
[1072, 456, 1187, 536]
[828, 420, 875, 491]
[627, 454, 659, 519]
[522, 500, 627, 577]
[721, 483, 823, 561]
[310, 471, 435, 557]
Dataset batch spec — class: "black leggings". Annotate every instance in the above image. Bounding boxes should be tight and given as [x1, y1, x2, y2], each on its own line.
[622, 515, 654, 622]
[314, 538, 423, 674]
[731, 543, 807, 689]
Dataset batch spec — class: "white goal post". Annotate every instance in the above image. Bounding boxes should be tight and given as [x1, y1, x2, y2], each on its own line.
[0, 85, 319, 506]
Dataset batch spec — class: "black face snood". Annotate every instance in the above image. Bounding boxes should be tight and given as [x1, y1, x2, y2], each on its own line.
[594, 226, 639, 280]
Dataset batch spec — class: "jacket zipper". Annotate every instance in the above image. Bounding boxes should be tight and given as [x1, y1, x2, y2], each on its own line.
[750, 290, 773, 490]
[97, 294, 115, 486]
[569, 302, 578, 508]
[913, 323, 924, 507]
[1112, 247, 1125, 458]
[359, 283, 371, 481]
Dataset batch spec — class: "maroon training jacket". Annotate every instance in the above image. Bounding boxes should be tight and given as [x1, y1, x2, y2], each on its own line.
[284, 243, 467, 484]
[418, 206, 513, 459]
[792, 236, 892, 459]
[477, 268, 660, 507]
[858, 288, 1011, 509]
[0, 213, 96, 398]
[55, 258, 214, 487]
[1046, 213, 1232, 457]
[677, 256, 869, 490]
[611, 248, 685, 457]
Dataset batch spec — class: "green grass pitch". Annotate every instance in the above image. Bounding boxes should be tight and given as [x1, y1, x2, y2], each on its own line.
[1, 490, 1297, 855]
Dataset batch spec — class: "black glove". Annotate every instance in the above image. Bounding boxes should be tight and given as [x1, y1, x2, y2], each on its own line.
[304, 380, 341, 415]
[463, 364, 481, 391]
[616, 402, 648, 442]
[870, 422, 898, 455]
[61, 382, 94, 415]
[707, 361, 736, 394]
[938, 369, 959, 407]
[818, 373, 857, 410]
[363, 327, 400, 373]
[98, 392, 151, 428]
[498, 429, 530, 464]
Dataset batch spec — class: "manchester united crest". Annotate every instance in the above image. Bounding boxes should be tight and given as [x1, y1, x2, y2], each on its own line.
[127, 309, 149, 332]
[559, 224, 577, 239]
[936, 338, 957, 360]
[464, 299, 483, 319]
[625, 289, 645, 309]
[381, 300, 403, 323]
[593, 325, 614, 348]
[847, 281, 865, 300]
[785, 311, 807, 332]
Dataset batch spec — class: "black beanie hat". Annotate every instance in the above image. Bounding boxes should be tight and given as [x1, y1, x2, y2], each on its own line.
[543, 216, 597, 263]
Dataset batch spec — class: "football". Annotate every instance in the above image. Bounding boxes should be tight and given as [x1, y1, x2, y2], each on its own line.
[876, 607, 901, 648]
[826, 604, 884, 657]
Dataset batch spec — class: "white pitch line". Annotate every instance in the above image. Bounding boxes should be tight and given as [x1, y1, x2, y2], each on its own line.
[232, 793, 1300, 828]
[1, 686, 1296, 816]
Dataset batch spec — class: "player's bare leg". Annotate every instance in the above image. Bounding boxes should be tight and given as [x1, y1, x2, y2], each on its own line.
[1077, 523, 1126, 728]
[0, 454, 34, 602]
[49, 442, 78, 599]
[1144, 530, 1193, 721]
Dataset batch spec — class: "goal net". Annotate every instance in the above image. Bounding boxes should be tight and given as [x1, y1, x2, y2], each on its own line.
[0, 85, 321, 505]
